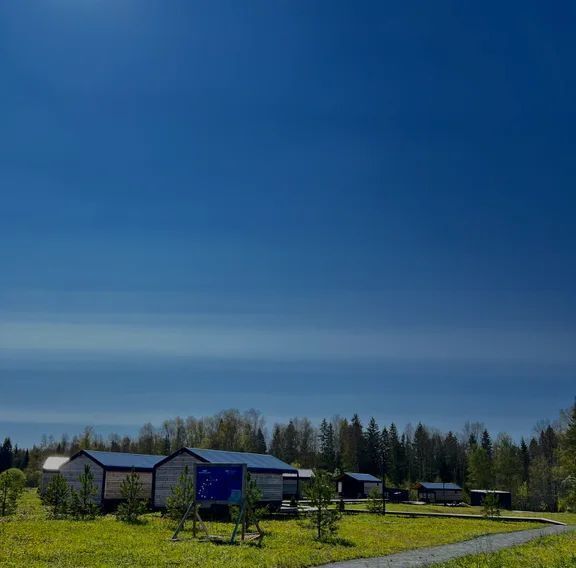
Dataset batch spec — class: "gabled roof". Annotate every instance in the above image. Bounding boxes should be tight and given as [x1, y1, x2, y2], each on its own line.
[344, 472, 381, 482]
[416, 482, 462, 490]
[77, 450, 165, 471]
[156, 447, 296, 473]
[42, 456, 69, 471]
[187, 448, 297, 473]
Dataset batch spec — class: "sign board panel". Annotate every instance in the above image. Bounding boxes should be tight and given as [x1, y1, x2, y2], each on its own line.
[194, 463, 246, 505]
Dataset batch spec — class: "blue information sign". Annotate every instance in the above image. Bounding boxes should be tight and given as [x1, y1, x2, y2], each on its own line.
[195, 464, 245, 504]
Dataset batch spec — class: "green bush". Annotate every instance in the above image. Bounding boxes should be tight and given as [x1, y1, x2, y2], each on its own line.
[304, 470, 341, 541]
[116, 470, 147, 523]
[166, 465, 194, 522]
[69, 464, 99, 520]
[367, 486, 384, 514]
[482, 491, 501, 518]
[0, 468, 26, 516]
[41, 473, 70, 518]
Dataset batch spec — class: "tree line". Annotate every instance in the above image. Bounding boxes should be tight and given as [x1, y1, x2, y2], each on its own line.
[2, 403, 575, 511]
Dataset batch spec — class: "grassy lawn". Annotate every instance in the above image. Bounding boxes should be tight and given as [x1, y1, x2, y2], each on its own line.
[432, 531, 576, 568]
[0, 491, 537, 568]
[346, 502, 576, 525]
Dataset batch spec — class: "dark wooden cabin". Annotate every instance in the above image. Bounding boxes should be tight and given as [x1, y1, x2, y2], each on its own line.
[470, 489, 512, 509]
[336, 472, 382, 498]
[415, 482, 463, 503]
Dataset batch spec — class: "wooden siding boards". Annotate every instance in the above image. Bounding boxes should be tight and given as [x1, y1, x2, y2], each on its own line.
[104, 471, 153, 500]
[153, 449, 285, 508]
[59, 454, 104, 503]
[154, 451, 200, 508]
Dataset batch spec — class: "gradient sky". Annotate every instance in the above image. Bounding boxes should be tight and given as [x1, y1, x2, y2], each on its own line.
[1, 2, 575, 447]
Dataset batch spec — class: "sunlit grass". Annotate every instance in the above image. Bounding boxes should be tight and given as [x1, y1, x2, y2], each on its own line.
[0, 490, 541, 568]
[433, 531, 576, 568]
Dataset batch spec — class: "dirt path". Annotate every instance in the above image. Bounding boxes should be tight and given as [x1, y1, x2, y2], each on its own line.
[317, 525, 574, 568]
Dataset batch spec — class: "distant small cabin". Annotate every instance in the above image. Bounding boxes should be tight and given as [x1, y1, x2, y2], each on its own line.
[470, 489, 512, 510]
[383, 487, 410, 503]
[153, 447, 297, 510]
[58, 450, 165, 507]
[41, 456, 70, 492]
[283, 468, 314, 500]
[336, 472, 382, 499]
[415, 482, 463, 504]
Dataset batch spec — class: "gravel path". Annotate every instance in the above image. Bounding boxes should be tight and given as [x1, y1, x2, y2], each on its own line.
[317, 525, 575, 568]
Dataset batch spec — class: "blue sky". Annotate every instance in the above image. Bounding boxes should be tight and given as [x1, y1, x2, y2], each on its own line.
[1, 2, 575, 447]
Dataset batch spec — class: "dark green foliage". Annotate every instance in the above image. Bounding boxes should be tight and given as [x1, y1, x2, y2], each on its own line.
[41, 473, 70, 518]
[482, 491, 501, 518]
[0, 438, 14, 473]
[69, 464, 99, 520]
[0, 468, 25, 516]
[305, 469, 341, 541]
[116, 470, 147, 523]
[319, 419, 336, 472]
[166, 464, 194, 521]
[367, 486, 384, 514]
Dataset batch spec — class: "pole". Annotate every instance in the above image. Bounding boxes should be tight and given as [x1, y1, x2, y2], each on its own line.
[381, 452, 386, 516]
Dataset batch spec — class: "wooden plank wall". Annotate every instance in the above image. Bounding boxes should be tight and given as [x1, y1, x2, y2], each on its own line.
[104, 471, 153, 500]
[154, 452, 285, 507]
[154, 452, 200, 508]
[59, 455, 104, 503]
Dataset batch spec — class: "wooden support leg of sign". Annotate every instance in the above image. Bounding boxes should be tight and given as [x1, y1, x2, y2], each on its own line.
[172, 499, 196, 541]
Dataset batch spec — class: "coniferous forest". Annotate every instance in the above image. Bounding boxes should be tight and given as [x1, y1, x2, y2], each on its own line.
[2, 402, 575, 512]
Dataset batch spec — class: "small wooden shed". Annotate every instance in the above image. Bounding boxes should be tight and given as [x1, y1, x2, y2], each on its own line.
[58, 450, 164, 507]
[415, 482, 463, 504]
[41, 456, 69, 493]
[336, 472, 382, 498]
[283, 468, 314, 500]
[153, 447, 297, 510]
[470, 489, 512, 509]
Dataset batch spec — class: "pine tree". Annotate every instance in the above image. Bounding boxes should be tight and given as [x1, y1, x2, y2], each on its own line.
[0, 468, 25, 516]
[41, 473, 69, 518]
[116, 469, 147, 523]
[0, 438, 13, 473]
[69, 464, 99, 520]
[283, 421, 298, 465]
[305, 470, 341, 541]
[319, 420, 336, 472]
[364, 418, 381, 476]
[481, 430, 493, 460]
[255, 428, 267, 454]
[166, 465, 195, 521]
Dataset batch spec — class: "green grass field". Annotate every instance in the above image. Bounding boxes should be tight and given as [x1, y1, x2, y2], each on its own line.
[0, 491, 539, 568]
[346, 502, 576, 525]
[433, 531, 576, 568]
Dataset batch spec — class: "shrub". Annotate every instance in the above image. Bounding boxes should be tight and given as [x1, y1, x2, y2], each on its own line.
[42, 473, 70, 518]
[230, 473, 267, 532]
[367, 486, 384, 514]
[482, 491, 501, 518]
[0, 468, 26, 516]
[116, 470, 147, 523]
